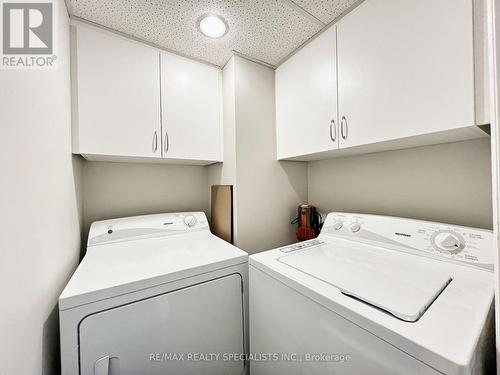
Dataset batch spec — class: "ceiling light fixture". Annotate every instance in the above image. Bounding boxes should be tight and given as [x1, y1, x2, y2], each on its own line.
[198, 14, 228, 39]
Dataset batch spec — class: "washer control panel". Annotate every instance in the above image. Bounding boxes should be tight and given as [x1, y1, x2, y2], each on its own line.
[321, 213, 494, 271]
[279, 239, 325, 253]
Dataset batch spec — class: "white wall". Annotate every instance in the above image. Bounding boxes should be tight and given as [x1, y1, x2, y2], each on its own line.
[308, 138, 493, 229]
[0, 1, 82, 374]
[208, 58, 237, 187]
[212, 56, 308, 253]
[81, 161, 209, 236]
[485, 0, 500, 365]
[209, 55, 309, 253]
[208, 57, 237, 231]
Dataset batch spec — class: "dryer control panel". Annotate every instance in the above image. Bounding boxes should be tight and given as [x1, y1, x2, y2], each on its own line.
[88, 212, 209, 246]
[321, 213, 494, 271]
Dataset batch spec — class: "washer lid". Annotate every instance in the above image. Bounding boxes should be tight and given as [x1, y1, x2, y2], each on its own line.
[278, 243, 452, 322]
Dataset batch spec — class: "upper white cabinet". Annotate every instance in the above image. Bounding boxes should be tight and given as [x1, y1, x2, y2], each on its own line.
[160, 52, 222, 162]
[72, 25, 161, 159]
[71, 23, 222, 164]
[276, 26, 338, 159]
[337, 0, 477, 149]
[276, 0, 489, 161]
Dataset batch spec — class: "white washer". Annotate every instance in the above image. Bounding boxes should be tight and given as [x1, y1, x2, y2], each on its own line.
[249, 213, 494, 375]
[59, 212, 248, 375]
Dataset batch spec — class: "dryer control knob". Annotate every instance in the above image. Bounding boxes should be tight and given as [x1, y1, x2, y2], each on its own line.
[350, 223, 361, 233]
[184, 215, 197, 227]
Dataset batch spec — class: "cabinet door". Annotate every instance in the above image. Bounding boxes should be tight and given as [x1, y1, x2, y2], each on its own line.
[160, 52, 222, 162]
[276, 26, 338, 160]
[74, 25, 161, 158]
[337, 0, 475, 149]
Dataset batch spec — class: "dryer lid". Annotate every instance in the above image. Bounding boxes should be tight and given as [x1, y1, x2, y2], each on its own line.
[278, 242, 452, 322]
[59, 231, 247, 310]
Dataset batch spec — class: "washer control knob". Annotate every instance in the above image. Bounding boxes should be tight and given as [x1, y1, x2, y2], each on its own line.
[333, 221, 343, 230]
[431, 231, 465, 254]
[184, 215, 197, 227]
[350, 223, 361, 233]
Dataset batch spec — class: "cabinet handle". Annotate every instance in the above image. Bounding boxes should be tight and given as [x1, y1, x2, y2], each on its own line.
[341, 116, 348, 140]
[329, 119, 336, 142]
[152, 131, 158, 152]
[164, 131, 169, 153]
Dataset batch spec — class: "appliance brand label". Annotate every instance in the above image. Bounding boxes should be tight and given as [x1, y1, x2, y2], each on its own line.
[395, 232, 411, 238]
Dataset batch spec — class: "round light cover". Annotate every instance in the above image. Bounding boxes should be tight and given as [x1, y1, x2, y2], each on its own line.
[198, 15, 228, 38]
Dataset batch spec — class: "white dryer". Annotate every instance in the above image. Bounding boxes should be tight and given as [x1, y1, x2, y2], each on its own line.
[59, 212, 248, 375]
[249, 213, 494, 375]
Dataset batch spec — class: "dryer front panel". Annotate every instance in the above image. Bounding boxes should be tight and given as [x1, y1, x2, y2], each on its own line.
[78, 274, 245, 375]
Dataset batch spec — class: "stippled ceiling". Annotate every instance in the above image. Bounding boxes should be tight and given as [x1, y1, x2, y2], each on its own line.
[65, 0, 360, 67]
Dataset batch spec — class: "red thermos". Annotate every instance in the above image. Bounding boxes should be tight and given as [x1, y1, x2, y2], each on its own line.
[291, 204, 322, 241]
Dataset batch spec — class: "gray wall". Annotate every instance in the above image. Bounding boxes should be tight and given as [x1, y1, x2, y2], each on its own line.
[81, 161, 209, 236]
[308, 138, 493, 229]
[0, 1, 83, 374]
